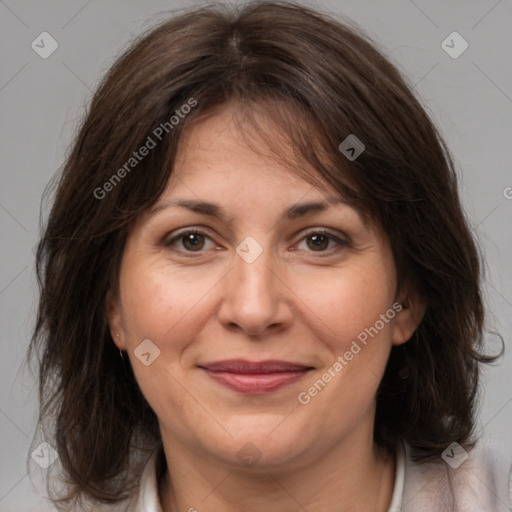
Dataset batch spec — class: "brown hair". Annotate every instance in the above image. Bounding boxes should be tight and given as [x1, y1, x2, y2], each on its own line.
[29, 0, 502, 507]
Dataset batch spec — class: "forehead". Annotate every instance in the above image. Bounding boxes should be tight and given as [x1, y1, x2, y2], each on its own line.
[169, 102, 336, 199]
[146, 120, 368, 234]
[136, 101, 376, 233]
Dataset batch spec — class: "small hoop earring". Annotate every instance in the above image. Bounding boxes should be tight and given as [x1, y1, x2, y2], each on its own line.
[115, 334, 124, 360]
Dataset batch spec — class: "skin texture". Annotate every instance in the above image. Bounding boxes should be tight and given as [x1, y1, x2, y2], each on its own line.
[108, 103, 425, 511]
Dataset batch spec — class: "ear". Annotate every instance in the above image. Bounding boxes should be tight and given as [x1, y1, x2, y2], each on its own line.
[391, 287, 426, 346]
[106, 289, 128, 351]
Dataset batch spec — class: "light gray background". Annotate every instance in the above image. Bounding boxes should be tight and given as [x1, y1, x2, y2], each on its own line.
[1, 0, 511, 510]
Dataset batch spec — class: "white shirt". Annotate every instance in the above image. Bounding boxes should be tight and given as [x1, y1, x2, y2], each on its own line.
[124, 438, 512, 512]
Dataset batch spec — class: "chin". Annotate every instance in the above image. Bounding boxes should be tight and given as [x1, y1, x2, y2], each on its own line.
[204, 416, 315, 470]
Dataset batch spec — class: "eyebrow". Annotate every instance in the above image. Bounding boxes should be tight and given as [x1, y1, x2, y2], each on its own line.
[149, 196, 350, 224]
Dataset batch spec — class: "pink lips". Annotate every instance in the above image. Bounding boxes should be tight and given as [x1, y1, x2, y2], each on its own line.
[199, 359, 313, 394]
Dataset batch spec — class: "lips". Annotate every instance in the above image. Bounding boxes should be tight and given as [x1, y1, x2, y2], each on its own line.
[198, 359, 313, 394]
[200, 359, 312, 373]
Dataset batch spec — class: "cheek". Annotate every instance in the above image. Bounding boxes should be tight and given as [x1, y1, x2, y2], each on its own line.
[292, 261, 395, 350]
[119, 261, 216, 424]
[120, 258, 224, 347]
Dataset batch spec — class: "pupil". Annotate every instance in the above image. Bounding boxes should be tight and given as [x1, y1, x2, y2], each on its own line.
[308, 234, 328, 251]
[184, 233, 204, 250]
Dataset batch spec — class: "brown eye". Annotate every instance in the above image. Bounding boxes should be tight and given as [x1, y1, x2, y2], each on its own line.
[306, 234, 330, 251]
[181, 232, 205, 251]
[295, 230, 349, 255]
[164, 229, 216, 255]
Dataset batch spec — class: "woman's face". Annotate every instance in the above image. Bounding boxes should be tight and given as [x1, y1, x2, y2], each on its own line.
[109, 103, 419, 470]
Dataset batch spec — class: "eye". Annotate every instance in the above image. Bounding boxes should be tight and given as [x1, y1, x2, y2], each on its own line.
[163, 227, 349, 258]
[163, 229, 217, 255]
[294, 229, 349, 254]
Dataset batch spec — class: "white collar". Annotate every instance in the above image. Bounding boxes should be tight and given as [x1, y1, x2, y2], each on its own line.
[129, 447, 163, 512]
[387, 438, 406, 512]
[131, 441, 406, 512]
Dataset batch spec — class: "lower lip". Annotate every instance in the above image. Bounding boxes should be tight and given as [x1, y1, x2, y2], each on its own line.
[202, 369, 310, 394]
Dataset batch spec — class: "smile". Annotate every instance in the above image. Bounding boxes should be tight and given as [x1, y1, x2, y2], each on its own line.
[198, 359, 314, 394]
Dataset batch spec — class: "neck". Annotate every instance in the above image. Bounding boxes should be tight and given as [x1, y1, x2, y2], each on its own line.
[159, 429, 396, 512]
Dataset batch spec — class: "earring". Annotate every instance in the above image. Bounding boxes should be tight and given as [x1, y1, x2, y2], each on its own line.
[115, 334, 124, 359]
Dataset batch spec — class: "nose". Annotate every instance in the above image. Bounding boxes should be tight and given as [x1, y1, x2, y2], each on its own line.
[216, 244, 293, 337]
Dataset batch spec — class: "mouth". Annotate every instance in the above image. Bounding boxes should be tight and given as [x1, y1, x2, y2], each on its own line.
[198, 359, 314, 394]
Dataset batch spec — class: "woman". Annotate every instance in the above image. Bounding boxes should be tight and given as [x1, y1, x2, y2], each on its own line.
[29, 1, 510, 511]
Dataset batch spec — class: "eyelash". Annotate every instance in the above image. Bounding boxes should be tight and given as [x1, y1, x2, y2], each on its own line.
[163, 228, 349, 258]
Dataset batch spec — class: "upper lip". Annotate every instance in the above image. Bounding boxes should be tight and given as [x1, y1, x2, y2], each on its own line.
[198, 359, 313, 374]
